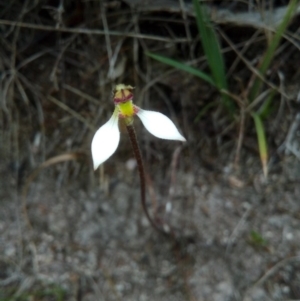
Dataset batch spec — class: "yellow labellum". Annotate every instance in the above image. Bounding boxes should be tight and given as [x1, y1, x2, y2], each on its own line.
[118, 100, 134, 117]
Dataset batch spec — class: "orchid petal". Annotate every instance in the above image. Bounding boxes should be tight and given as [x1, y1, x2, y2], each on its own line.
[91, 109, 120, 170]
[136, 109, 186, 141]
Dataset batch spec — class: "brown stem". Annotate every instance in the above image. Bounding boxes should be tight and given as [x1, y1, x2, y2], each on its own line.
[126, 124, 164, 234]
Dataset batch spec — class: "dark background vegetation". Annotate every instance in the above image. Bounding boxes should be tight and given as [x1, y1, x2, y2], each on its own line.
[0, 0, 300, 300]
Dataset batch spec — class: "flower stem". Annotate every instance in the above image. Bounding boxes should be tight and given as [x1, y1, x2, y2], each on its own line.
[126, 124, 164, 234]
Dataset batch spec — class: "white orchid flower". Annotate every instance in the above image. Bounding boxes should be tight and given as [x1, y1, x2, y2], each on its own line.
[91, 84, 186, 170]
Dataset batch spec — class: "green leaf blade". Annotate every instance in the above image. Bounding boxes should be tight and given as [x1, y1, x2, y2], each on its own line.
[146, 52, 216, 86]
[252, 112, 268, 177]
[192, 0, 234, 113]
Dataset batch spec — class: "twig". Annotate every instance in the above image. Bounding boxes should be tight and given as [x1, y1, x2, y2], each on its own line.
[234, 103, 245, 169]
[226, 204, 252, 254]
[278, 113, 300, 159]
[219, 30, 289, 100]
[47, 95, 94, 130]
[242, 256, 300, 301]
[50, 35, 77, 90]
[0, 19, 189, 42]
[62, 83, 100, 105]
[178, 0, 193, 59]
[100, 1, 113, 74]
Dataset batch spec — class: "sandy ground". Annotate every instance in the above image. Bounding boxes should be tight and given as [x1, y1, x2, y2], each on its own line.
[1, 136, 300, 300]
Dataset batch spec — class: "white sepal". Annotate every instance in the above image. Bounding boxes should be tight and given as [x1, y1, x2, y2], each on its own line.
[91, 109, 120, 170]
[136, 108, 186, 142]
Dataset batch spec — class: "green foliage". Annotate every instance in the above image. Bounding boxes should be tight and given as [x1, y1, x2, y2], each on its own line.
[249, 230, 268, 248]
[146, 52, 215, 86]
[248, 0, 298, 176]
[147, 0, 235, 114]
[192, 0, 234, 113]
[147, 0, 297, 176]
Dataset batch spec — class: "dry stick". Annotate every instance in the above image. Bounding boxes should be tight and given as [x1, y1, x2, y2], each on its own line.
[47, 95, 94, 130]
[234, 104, 245, 169]
[0, 19, 188, 42]
[126, 124, 167, 235]
[242, 255, 300, 301]
[219, 30, 289, 100]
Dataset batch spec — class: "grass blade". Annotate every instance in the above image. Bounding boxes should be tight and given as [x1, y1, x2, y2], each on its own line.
[192, 0, 225, 89]
[146, 52, 215, 86]
[257, 89, 277, 119]
[252, 112, 268, 177]
[192, 0, 234, 112]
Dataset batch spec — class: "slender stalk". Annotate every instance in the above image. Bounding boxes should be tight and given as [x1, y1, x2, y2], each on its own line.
[126, 124, 163, 233]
